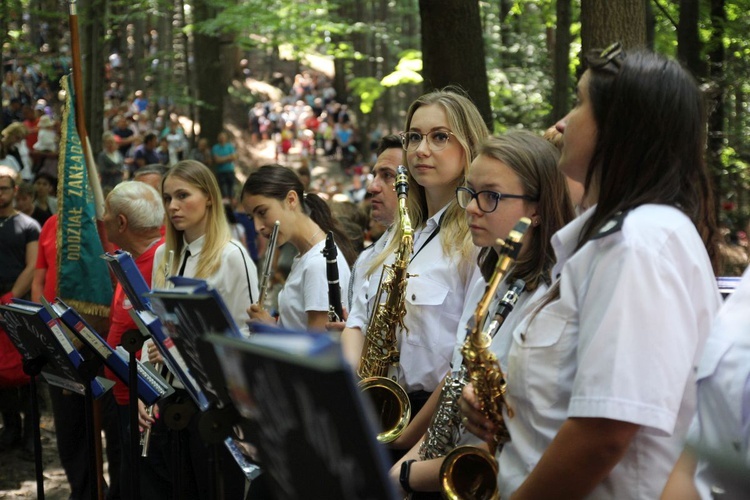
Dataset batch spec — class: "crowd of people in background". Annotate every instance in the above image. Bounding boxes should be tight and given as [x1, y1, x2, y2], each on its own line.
[1, 42, 750, 500]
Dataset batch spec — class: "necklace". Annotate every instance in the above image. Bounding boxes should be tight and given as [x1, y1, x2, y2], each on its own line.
[307, 228, 323, 246]
[0, 212, 17, 230]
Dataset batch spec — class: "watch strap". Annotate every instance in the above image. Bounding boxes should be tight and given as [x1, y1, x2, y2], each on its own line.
[399, 459, 416, 494]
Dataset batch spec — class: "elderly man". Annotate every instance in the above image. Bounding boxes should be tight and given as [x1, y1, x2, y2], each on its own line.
[102, 181, 168, 499]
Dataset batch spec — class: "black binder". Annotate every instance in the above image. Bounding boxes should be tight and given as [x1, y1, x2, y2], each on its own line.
[42, 298, 173, 405]
[147, 277, 244, 410]
[208, 326, 397, 500]
[147, 277, 262, 481]
[0, 300, 114, 397]
[104, 250, 210, 410]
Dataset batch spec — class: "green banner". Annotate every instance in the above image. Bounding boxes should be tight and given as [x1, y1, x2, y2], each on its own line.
[56, 75, 112, 316]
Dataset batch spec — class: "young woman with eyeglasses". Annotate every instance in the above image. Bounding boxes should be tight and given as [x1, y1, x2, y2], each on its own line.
[460, 46, 722, 499]
[341, 88, 490, 436]
[389, 131, 575, 497]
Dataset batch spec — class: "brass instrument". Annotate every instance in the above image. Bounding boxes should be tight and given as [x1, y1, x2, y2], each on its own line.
[440, 218, 531, 500]
[357, 165, 413, 444]
[257, 220, 280, 309]
[419, 279, 526, 461]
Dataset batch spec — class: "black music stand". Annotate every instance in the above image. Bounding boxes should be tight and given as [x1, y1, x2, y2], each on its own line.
[21, 355, 47, 500]
[148, 279, 262, 499]
[1, 301, 116, 500]
[120, 327, 149, 497]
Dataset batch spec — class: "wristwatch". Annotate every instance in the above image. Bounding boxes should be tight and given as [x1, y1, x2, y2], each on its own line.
[399, 459, 416, 494]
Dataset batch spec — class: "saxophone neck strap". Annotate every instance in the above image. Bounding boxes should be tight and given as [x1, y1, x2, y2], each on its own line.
[410, 212, 445, 263]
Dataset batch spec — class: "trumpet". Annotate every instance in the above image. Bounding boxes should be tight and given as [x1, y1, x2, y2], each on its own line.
[440, 218, 530, 500]
[257, 220, 280, 308]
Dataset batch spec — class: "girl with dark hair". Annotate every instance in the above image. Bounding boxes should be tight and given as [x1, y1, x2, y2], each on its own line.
[390, 131, 575, 496]
[461, 46, 722, 499]
[242, 163, 354, 331]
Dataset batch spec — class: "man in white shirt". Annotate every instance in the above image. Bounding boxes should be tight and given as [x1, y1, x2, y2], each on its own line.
[337, 134, 401, 363]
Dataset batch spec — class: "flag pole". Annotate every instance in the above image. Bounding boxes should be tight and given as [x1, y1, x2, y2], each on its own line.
[68, 0, 106, 223]
[67, 4, 107, 500]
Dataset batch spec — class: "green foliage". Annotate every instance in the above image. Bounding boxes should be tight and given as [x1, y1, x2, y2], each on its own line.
[198, 0, 351, 54]
[381, 50, 423, 87]
[348, 77, 384, 114]
[481, 1, 556, 132]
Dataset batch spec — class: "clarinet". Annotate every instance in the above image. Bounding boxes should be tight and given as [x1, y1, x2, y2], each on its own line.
[257, 220, 280, 308]
[322, 231, 344, 322]
[141, 249, 174, 457]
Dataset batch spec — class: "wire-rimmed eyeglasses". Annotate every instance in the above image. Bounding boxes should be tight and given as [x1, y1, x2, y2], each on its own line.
[456, 186, 538, 213]
[400, 130, 455, 152]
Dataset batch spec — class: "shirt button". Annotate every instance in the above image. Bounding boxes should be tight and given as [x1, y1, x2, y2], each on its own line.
[411, 293, 416, 301]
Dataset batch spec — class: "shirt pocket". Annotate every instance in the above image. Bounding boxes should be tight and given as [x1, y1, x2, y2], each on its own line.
[403, 275, 452, 350]
[509, 308, 569, 411]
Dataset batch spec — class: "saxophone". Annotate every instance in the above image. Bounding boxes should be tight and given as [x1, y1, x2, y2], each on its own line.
[441, 218, 530, 500]
[357, 165, 413, 444]
[418, 278, 526, 461]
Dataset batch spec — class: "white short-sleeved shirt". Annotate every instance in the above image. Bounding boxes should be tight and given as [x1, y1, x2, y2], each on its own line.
[153, 235, 259, 337]
[277, 238, 351, 331]
[348, 206, 480, 393]
[691, 266, 750, 498]
[498, 204, 721, 499]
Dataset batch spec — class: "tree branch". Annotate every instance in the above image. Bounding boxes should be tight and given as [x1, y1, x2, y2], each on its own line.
[652, 0, 678, 30]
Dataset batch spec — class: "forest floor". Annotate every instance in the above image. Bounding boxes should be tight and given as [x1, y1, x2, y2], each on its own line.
[0, 391, 78, 500]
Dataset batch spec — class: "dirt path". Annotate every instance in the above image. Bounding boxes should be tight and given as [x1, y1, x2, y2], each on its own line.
[0, 413, 73, 500]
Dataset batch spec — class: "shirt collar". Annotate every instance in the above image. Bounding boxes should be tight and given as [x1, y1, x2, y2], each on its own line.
[182, 234, 206, 257]
[424, 204, 448, 232]
[551, 204, 597, 277]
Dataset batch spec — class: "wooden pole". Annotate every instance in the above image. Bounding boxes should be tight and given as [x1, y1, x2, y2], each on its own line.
[67, 3, 107, 499]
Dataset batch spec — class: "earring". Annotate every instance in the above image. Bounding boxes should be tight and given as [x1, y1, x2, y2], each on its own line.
[532, 217, 541, 227]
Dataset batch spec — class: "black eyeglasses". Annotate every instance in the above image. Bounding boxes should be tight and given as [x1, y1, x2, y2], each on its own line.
[456, 186, 538, 214]
[588, 42, 625, 71]
[400, 130, 455, 152]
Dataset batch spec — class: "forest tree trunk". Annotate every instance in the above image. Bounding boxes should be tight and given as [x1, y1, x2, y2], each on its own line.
[419, 0, 492, 130]
[580, 0, 646, 58]
[551, 0, 572, 123]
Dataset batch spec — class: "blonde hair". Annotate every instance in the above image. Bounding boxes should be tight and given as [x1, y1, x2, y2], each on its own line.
[367, 88, 490, 276]
[153, 160, 231, 287]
